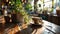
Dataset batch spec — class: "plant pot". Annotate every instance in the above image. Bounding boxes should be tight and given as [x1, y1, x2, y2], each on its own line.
[16, 13, 24, 23]
[56, 10, 60, 16]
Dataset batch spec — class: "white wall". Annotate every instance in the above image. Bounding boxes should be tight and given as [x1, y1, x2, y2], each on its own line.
[37, 0, 43, 11]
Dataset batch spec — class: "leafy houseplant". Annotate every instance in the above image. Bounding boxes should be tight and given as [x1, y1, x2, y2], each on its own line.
[10, 0, 30, 24]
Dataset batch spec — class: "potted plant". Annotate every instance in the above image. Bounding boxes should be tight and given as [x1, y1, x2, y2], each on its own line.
[10, 0, 31, 25]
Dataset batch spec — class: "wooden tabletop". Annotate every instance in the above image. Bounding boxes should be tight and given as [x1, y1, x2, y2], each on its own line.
[0, 18, 60, 34]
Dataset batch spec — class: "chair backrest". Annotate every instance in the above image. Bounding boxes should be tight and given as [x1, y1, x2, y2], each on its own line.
[0, 16, 5, 24]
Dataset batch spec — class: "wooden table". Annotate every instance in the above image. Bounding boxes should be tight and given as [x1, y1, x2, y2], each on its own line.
[0, 19, 60, 34]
